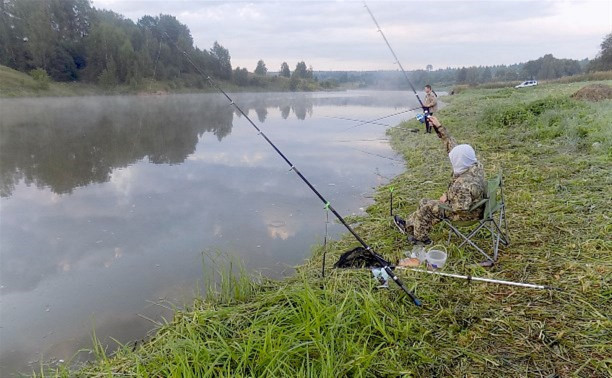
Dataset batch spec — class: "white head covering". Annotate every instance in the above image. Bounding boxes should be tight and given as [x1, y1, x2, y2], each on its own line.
[449, 144, 477, 175]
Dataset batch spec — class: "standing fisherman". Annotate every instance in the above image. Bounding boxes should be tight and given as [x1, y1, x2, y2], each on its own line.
[394, 116, 486, 244]
[422, 85, 438, 133]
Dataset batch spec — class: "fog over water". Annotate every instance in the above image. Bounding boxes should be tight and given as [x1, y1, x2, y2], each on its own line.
[0, 91, 420, 374]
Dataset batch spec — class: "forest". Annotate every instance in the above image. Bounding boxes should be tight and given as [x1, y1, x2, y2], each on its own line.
[0, 0, 319, 90]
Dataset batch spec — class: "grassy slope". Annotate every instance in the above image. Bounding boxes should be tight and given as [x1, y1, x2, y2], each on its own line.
[50, 81, 610, 377]
[0, 65, 328, 98]
[0, 65, 100, 97]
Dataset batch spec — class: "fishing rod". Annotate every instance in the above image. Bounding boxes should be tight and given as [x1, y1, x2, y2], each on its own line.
[162, 32, 422, 306]
[398, 268, 562, 291]
[364, 3, 435, 133]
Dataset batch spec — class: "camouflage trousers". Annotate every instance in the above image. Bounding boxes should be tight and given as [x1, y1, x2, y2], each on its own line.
[406, 199, 482, 240]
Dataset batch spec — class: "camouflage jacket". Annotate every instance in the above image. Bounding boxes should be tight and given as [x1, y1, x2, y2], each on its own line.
[446, 162, 486, 215]
[437, 125, 487, 215]
[423, 92, 438, 113]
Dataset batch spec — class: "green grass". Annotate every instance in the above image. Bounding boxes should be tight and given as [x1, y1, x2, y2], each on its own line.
[0, 65, 335, 98]
[40, 80, 611, 377]
[0, 65, 103, 97]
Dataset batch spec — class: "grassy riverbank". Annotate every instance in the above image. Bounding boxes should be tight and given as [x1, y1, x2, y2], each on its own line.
[48, 80, 610, 377]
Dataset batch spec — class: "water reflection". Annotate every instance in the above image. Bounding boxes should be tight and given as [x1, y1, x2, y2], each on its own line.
[0, 91, 417, 375]
[0, 91, 396, 197]
[0, 95, 234, 197]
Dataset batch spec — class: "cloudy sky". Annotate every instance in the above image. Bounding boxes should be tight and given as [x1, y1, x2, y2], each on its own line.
[93, 0, 611, 71]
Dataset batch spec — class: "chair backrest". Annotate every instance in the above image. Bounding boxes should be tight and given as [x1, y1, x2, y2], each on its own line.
[483, 171, 503, 219]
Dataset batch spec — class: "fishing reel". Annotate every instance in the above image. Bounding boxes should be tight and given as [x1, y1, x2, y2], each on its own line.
[415, 111, 430, 124]
[416, 111, 434, 134]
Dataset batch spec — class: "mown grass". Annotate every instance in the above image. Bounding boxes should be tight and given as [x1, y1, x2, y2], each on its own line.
[42, 80, 611, 377]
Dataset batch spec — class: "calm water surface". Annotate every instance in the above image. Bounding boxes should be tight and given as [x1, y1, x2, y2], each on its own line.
[0, 91, 420, 374]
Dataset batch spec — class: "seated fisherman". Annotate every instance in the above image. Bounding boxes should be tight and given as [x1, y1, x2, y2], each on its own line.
[395, 116, 486, 244]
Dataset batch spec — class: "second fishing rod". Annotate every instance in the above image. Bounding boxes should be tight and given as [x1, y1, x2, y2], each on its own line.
[364, 2, 436, 134]
[162, 32, 422, 307]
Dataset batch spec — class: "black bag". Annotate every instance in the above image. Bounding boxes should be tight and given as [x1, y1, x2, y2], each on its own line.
[333, 247, 384, 269]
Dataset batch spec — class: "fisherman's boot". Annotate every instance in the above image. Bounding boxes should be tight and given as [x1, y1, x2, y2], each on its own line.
[393, 215, 414, 235]
[408, 235, 432, 246]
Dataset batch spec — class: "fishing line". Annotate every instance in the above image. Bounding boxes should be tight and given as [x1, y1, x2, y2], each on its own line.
[351, 148, 404, 163]
[162, 32, 422, 306]
[326, 116, 389, 127]
[342, 107, 421, 131]
[334, 138, 389, 143]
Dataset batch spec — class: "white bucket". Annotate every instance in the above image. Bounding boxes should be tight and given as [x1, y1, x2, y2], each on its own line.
[426, 249, 448, 269]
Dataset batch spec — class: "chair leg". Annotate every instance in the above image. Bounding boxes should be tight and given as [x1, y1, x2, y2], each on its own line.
[457, 222, 487, 248]
[493, 221, 501, 261]
[451, 223, 495, 262]
[501, 206, 510, 245]
[496, 207, 510, 246]
[443, 220, 462, 240]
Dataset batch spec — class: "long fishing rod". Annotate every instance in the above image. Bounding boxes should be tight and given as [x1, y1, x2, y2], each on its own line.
[398, 268, 562, 291]
[162, 32, 422, 306]
[364, 3, 424, 108]
[364, 3, 435, 133]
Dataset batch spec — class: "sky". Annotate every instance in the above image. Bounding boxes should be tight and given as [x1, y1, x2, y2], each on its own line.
[92, 0, 612, 71]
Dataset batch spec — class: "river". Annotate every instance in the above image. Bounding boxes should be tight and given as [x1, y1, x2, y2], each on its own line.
[0, 90, 421, 374]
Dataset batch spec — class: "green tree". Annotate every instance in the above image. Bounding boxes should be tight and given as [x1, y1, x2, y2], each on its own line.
[254, 59, 267, 76]
[293, 61, 308, 79]
[98, 56, 118, 87]
[289, 74, 299, 91]
[494, 67, 506, 80]
[456, 67, 468, 83]
[232, 66, 248, 86]
[280, 62, 290, 77]
[29, 68, 51, 89]
[481, 67, 492, 83]
[465, 67, 479, 85]
[588, 33, 612, 72]
[210, 41, 232, 80]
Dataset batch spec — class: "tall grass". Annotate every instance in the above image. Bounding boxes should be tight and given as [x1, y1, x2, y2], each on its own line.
[42, 80, 611, 377]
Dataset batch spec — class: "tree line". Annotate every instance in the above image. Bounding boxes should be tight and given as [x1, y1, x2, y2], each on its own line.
[316, 33, 611, 89]
[315, 54, 591, 89]
[0, 0, 325, 90]
[0, 0, 231, 87]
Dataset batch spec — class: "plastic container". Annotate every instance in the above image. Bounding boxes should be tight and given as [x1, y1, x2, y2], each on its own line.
[406, 244, 426, 262]
[426, 249, 448, 269]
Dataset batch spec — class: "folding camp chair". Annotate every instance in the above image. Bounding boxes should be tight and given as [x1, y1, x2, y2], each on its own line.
[439, 171, 510, 265]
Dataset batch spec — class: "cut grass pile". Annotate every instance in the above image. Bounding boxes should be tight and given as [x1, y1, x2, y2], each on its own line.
[571, 83, 612, 102]
[45, 80, 611, 377]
